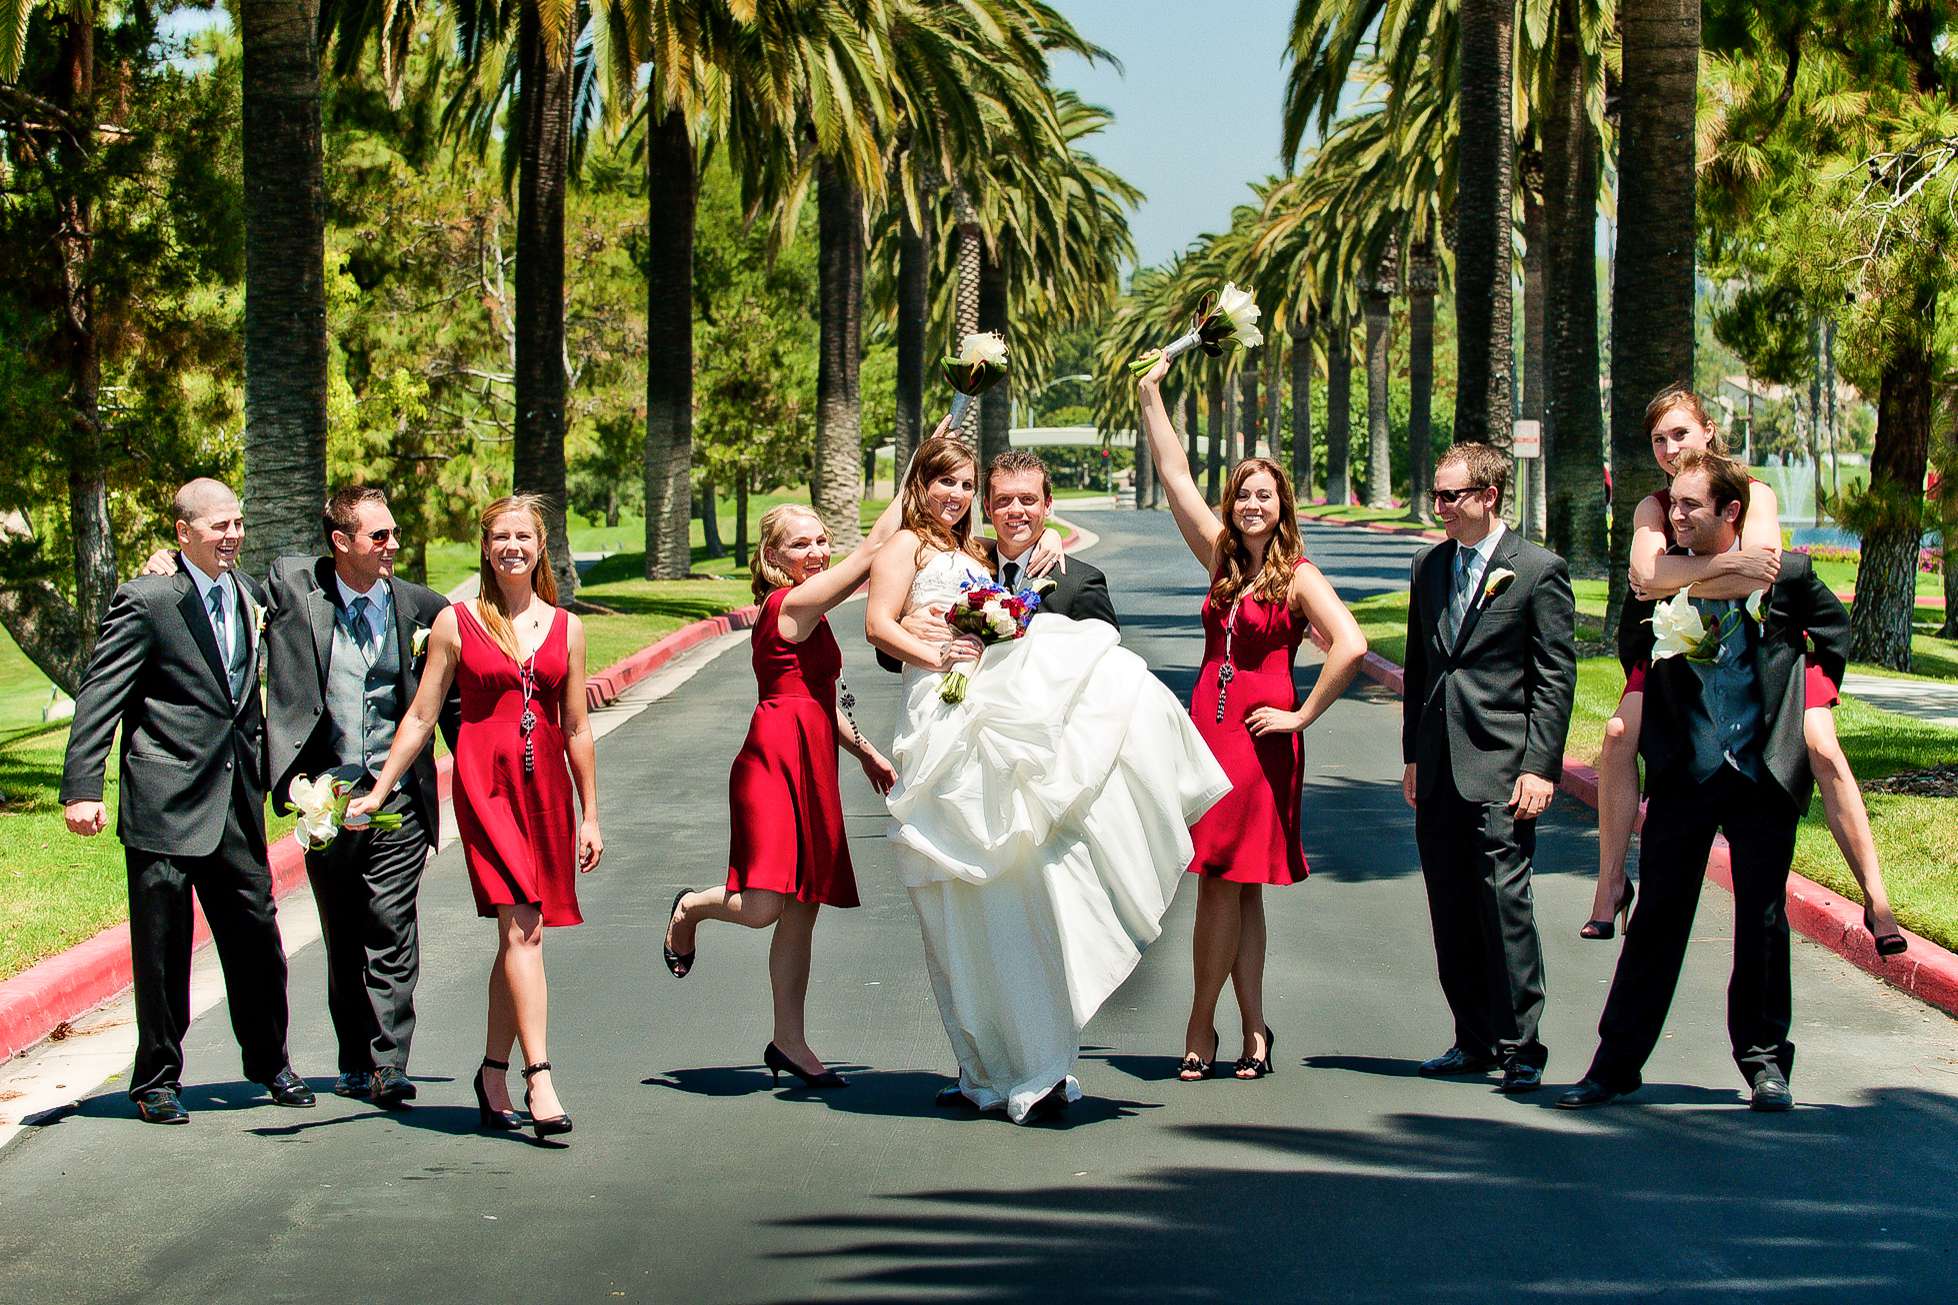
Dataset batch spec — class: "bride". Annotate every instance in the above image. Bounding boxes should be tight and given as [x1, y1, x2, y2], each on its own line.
[865, 434, 1231, 1122]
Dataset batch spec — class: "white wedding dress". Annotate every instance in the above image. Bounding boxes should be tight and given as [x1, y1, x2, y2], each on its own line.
[887, 549, 1230, 1122]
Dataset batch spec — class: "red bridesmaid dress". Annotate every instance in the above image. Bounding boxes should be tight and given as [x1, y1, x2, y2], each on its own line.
[1187, 564, 1311, 885]
[452, 603, 582, 927]
[724, 587, 859, 907]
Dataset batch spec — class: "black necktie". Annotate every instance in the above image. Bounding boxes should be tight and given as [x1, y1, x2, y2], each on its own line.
[1001, 561, 1020, 591]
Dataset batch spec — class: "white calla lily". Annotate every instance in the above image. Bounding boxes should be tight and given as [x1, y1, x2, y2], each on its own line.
[955, 331, 1009, 369]
[1648, 592, 1708, 661]
[1215, 282, 1264, 347]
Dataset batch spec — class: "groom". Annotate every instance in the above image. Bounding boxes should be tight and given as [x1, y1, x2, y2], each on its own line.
[1402, 443, 1577, 1093]
[880, 448, 1116, 669]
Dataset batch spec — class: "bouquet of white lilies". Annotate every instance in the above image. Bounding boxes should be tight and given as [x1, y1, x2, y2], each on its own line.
[289, 772, 402, 851]
[942, 331, 1010, 427]
[1129, 282, 1264, 374]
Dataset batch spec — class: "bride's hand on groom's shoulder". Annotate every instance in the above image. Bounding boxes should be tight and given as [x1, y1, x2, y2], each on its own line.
[1024, 528, 1067, 578]
[1245, 706, 1304, 737]
[859, 749, 898, 795]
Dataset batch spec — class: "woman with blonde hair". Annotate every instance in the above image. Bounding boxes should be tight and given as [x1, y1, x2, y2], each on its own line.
[867, 432, 1231, 1122]
[350, 494, 600, 1139]
[660, 496, 906, 1089]
[1136, 354, 1370, 1082]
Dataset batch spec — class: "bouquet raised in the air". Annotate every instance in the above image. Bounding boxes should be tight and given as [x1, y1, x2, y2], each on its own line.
[942, 331, 1010, 427]
[289, 772, 402, 851]
[1647, 589, 1764, 665]
[938, 573, 1053, 703]
[1129, 282, 1265, 374]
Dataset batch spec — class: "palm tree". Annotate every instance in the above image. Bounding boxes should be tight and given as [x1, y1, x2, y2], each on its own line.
[1289, 313, 1315, 500]
[1606, 0, 1698, 633]
[1361, 237, 1397, 508]
[241, 0, 330, 569]
[1453, 0, 1514, 446]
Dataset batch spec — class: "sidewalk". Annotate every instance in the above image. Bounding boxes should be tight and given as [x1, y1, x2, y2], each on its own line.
[1840, 673, 1958, 729]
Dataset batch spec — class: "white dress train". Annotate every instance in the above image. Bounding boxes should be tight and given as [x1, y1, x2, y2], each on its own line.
[887, 549, 1230, 1122]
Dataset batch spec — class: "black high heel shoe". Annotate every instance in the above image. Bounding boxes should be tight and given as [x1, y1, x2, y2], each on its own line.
[1178, 1028, 1219, 1082]
[763, 1042, 846, 1089]
[1581, 879, 1636, 941]
[521, 1062, 573, 1138]
[663, 890, 696, 978]
[473, 1058, 520, 1131]
[1234, 1025, 1276, 1080]
[1865, 907, 1908, 958]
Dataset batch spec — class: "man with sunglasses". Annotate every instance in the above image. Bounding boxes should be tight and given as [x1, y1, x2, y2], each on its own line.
[262, 487, 458, 1106]
[1402, 443, 1577, 1094]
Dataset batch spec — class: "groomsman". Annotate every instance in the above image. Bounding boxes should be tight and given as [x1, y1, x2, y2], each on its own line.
[1402, 443, 1577, 1093]
[1560, 452, 1850, 1112]
[61, 479, 311, 1124]
[879, 448, 1116, 676]
[265, 488, 457, 1106]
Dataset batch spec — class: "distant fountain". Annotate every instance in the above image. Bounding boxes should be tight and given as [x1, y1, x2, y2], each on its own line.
[1752, 455, 1820, 528]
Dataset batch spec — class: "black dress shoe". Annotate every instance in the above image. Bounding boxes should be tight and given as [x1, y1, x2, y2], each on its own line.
[258, 1068, 317, 1107]
[369, 1066, 417, 1106]
[1025, 1082, 1072, 1122]
[1419, 1047, 1499, 1077]
[135, 1088, 189, 1125]
[1749, 1072, 1794, 1113]
[332, 1071, 372, 1099]
[1498, 1062, 1543, 1094]
[1556, 1077, 1625, 1109]
[934, 1083, 978, 1110]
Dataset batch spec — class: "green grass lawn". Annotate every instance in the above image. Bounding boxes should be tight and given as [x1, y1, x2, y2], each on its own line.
[1344, 583, 1958, 952]
[1299, 503, 1436, 532]
[0, 627, 65, 749]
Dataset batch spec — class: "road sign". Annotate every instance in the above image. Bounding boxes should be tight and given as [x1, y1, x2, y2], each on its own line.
[1513, 419, 1542, 458]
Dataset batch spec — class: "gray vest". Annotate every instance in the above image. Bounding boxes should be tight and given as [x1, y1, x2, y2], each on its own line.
[1683, 596, 1766, 784]
[325, 594, 403, 780]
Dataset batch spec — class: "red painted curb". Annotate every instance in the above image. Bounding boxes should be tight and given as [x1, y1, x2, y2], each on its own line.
[1310, 629, 1958, 1018]
[0, 598, 752, 1064]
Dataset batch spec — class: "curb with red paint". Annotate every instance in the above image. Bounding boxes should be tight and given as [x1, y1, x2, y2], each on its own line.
[1312, 593, 1958, 1020]
[0, 605, 749, 1063]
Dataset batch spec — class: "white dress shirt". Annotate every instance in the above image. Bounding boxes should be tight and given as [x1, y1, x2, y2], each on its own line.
[180, 554, 239, 663]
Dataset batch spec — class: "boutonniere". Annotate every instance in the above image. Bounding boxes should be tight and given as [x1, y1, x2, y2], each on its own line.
[1648, 592, 1738, 664]
[1743, 589, 1766, 623]
[411, 626, 431, 658]
[1481, 567, 1517, 602]
[253, 603, 267, 637]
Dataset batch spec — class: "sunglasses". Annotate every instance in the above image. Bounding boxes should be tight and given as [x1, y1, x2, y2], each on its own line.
[1430, 486, 1490, 506]
[356, 527, 402, 544]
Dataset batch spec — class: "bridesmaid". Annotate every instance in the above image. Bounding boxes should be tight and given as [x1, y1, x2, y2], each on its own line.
[662, 497, 907, 1089]
[1137, 356, 1368, 1081]
[350, 494, 600, 1139]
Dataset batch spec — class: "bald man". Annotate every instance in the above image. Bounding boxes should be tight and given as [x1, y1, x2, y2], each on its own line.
[62, 478, 311, 1124]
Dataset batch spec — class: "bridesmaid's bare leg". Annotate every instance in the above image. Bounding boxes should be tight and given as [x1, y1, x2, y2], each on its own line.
[666, 886, 787, 960]
[1588, 694, 1643, 930]
[768, 899, 826, 1074]
[482, 938, 519, 1114]
[1807, 706, 1900, 936]
[498, 904, 563, 1120]
[1230, 886, 1269, 1074]
[1184, 878, 1242, 1076]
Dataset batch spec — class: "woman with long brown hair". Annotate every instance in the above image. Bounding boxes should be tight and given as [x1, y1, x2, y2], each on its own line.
[867, 433, 1230, 1122]
[1137, 355, 1369, 1082]
[350, 494, 600, 1140]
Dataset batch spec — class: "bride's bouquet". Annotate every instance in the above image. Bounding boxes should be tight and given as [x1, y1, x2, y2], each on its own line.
[1128, 282, 1264, 374]
[939, 574, 1052, 703]
[289, 772, 402, 851]
[942, 331, 1010, 427]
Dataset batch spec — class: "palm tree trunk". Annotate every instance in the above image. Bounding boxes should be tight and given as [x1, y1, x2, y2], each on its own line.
[1851, 316, 1934, 670]
[1326, 324, 1352, 505]
[1453, 0, 1516, 447]
[1520, 150, 1547, 539]
[951, 184, 981, 438]
[1940, 520, 1956, 641]
[1808, 317, 1825, 519]
[895, 209, 928, 474]
[978, 235, 1012, 468]
[1289, 317, 1314, 501]
[1238, 369, 1260, 469]
[643, 109, 695, 580]
[240, 0, 329, 572]
[1133, 395, 1155, 509]
[814, 156, 865, 551]
[1543, 2, 1609, 576]
[1408, 253, 1437, 523]
[1184, 386, 1201, 483]
[512, 1, 577, 598]
[1263, 336, 1283, 463]
[700, 480, 724, 558]
[1205, 364, 1225, 503]
[1607, 0, 1699, 638]
[1362, 269, 1394, 509]
[735, 474, 750, 567]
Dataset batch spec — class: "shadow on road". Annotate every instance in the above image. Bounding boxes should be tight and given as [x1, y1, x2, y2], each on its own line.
[749, 1085, 1958, 1303]
[645, 1065, 1158, 1129]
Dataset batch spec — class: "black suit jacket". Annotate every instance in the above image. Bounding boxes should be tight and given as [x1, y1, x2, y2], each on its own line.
[263, 556, 460, 847]
[1617, 549, 1849, 813]
[877, 545, 1117, 673]
[1401, 529, 1579, 804]
[61, 568, 269, 857]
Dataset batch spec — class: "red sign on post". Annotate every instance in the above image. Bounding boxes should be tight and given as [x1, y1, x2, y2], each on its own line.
[1512, 420, 1542, 458]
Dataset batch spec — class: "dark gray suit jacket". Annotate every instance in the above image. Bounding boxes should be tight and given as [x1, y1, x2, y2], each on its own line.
[877, 546, 1117, 673]
[1617, 549, 1848, 813]
[61, 568, 269, 857]
[1401, 529, 1578, 804]
[264, 556, 460, 848]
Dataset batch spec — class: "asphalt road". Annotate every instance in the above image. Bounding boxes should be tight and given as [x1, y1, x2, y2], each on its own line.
[2, 511, 1954, 1304]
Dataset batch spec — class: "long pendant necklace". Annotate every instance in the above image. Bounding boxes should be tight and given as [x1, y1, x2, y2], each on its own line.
[1215, 595, 1242, 724]
[517, 644, 539, 776]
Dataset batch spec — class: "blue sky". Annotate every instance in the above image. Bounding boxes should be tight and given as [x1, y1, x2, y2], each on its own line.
[1051, 1, 1301, 272]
